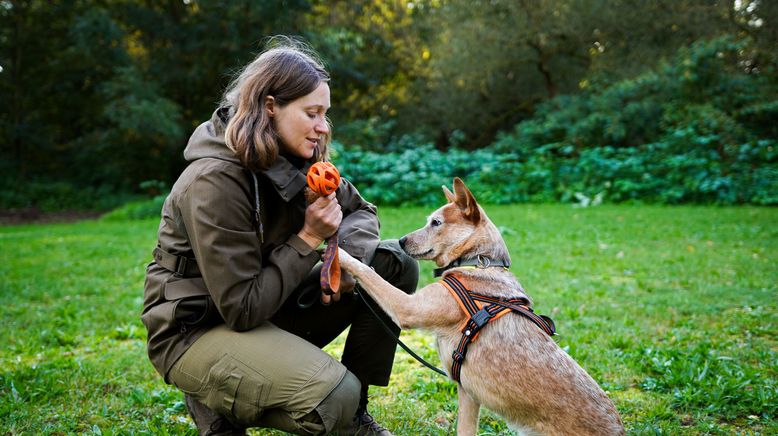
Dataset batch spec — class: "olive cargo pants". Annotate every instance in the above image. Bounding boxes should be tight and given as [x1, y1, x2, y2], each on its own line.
[168, 240, 419, 434]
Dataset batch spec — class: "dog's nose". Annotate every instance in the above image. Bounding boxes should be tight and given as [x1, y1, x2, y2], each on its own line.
[398, 236, 407, 249]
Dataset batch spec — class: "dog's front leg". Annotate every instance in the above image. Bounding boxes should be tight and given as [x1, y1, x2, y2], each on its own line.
[457, 387, 480, 436]
[337, 248, 422, 328]
[338, 248, 459, 330]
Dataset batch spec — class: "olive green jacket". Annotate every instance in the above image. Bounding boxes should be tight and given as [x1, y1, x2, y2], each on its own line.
[141, 108, 380, 381]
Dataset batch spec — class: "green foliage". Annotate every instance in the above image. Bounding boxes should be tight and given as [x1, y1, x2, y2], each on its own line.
[336, 143, 491, 206]
[638, 341, 776, 419]
[397, 0, 744, 149]
[0, 179, 136, 212]
[0, 0, 311, 208]
[337, 138, 778, 206]
[1, 205, 776, 433]
[2, 2, 777, 210]
[100, 195, 166, 221]
[337, 37, 778, 206]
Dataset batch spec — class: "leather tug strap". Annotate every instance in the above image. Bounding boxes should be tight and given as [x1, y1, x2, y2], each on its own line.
[319, 232, 340, 295]
[440, 275, 556, 383]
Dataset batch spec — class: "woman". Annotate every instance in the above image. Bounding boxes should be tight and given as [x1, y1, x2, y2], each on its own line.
[141, 38, 418, 435]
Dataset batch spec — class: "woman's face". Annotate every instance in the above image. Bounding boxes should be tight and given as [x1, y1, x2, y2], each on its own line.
[269, 82, 331, 160]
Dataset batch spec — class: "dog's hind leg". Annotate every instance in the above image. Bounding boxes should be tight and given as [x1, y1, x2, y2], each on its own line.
[456, 387, 480, 436]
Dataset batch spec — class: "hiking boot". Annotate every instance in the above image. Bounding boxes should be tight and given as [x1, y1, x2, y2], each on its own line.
[340, 409, 393, 436]
[184, 394, 247, 436]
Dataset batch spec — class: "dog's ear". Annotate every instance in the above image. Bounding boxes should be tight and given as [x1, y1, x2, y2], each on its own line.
[442, 185, 456, 203]
[452, 177, 480, 225]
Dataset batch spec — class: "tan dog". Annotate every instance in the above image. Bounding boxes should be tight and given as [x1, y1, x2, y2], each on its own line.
[338, 178, 624, 435]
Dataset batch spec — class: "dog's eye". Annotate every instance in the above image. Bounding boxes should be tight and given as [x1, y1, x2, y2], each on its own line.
[430, 219, 442, 227]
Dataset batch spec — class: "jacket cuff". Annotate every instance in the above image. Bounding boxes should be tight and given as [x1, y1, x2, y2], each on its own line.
[286, 233, 321, 257]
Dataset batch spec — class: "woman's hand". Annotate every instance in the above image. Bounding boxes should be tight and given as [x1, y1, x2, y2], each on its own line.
[298, 193, 342, 249]
[320, 267, 355, 305]
[338, 271, 356, 294]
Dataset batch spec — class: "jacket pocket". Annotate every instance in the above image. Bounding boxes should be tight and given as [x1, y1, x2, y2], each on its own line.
[165, 277, 220, 332]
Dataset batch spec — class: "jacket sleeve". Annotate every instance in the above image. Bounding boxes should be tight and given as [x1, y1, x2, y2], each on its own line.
[336, 178, 380, 264]
[179, 166, 320, 331]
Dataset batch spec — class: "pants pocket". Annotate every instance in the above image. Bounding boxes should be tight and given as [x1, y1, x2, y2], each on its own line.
[203, 354, 271, 425]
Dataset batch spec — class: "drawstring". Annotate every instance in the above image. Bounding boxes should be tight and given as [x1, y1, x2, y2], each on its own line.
[249, 171, 264, 243]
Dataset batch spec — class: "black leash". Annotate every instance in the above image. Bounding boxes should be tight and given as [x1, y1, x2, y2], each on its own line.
[356, 286, 448, 377]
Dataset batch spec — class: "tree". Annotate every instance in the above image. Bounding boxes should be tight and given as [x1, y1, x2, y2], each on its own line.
[395, 0, 741, 149]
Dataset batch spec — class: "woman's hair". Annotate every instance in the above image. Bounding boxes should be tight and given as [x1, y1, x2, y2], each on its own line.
[222, 37, 331, 170]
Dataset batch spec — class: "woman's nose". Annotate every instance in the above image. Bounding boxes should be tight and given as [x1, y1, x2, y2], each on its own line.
[315, 119, 330, 135]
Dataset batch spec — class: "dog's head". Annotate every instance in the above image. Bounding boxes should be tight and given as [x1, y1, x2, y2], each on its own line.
[399, 177, 511, 268]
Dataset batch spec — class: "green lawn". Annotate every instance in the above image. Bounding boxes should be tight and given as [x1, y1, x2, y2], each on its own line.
[1, 205, 776, 435]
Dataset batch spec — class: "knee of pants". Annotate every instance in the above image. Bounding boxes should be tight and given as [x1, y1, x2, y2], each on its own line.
[314, 371, 361, 432]
[370, 239, 419, 295]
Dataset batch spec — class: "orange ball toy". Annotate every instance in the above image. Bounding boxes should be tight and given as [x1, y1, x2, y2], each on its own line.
[307, 162, 341, 196]
[306, 161, 343, 297]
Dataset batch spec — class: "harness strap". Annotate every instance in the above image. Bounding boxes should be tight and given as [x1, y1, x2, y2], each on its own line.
[443, 276, 516, 335]
[470, 294, 556, 336]
[440, 275, 556, 383]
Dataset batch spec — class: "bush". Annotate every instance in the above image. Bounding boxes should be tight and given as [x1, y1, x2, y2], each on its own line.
[395, 36, 778, 206]
[100, 195, 166, 221]
[335, 143, 490, 206]
[0, 179, 136, 212]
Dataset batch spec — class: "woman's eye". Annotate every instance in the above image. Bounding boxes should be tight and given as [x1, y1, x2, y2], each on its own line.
[307, 113, 317, 119]
[430, 219, 442, 227]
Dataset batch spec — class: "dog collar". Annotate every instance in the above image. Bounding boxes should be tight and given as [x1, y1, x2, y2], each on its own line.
[433, 255, 510, 277]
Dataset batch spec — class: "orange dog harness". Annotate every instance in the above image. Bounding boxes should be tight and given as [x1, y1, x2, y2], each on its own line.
[306, 162, 342, 295]
[439, 274, 556, 383]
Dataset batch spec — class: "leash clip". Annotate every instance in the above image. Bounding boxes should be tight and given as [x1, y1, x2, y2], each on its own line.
[477, 254, 491, 268]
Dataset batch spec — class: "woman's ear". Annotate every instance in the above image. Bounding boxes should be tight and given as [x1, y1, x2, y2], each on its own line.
[264, 95, 276, 117]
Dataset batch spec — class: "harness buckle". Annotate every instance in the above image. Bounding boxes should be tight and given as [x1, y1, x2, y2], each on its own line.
[471, 308, 492, 328]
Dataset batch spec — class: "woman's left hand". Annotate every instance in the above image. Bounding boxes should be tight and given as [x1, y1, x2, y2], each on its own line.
[339, 271, 356, 294]
[320, 270, 355, 305]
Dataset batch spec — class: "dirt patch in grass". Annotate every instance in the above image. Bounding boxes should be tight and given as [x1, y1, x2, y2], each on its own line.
[0, 208, 101, 225]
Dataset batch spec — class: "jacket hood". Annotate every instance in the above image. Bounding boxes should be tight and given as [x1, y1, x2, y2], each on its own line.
[184, 107, 314, 202]
[184, 107, 241, 164]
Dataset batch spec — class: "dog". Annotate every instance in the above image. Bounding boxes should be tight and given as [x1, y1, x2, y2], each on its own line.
[337, 178, 624, 435]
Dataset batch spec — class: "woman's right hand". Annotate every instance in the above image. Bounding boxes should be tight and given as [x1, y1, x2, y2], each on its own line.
[298, 193, 342, 249]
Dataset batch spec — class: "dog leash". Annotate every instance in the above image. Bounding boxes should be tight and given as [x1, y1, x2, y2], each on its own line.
[356, 286, 448, 377]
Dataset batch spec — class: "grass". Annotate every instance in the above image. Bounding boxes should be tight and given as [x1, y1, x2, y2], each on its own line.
[1, 204, 776, 434]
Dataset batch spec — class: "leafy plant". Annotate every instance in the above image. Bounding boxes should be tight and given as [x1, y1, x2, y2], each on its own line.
[335, 37, 777, 207]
